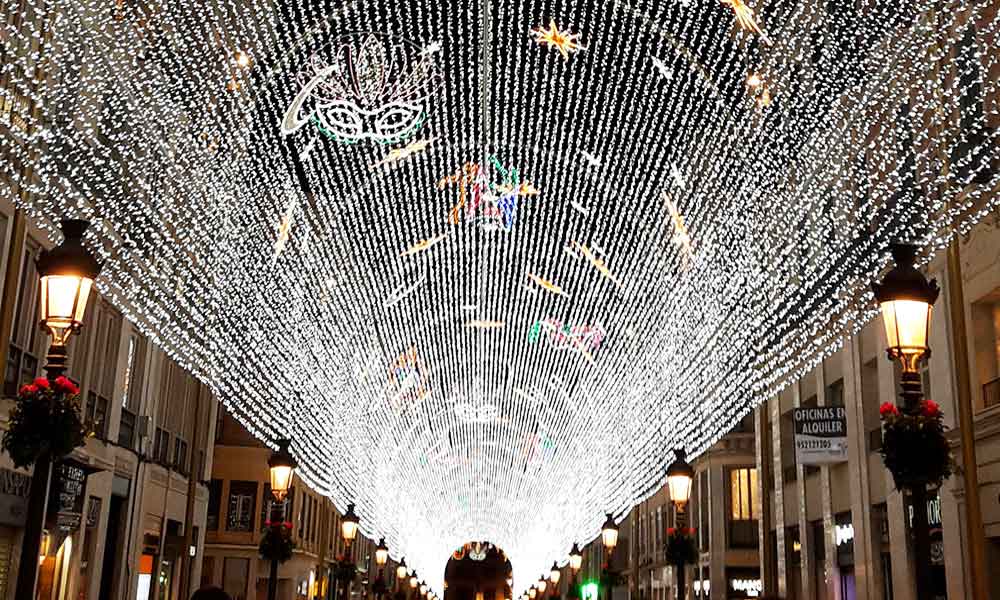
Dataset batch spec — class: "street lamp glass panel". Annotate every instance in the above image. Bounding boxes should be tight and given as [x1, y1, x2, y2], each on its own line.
[410, 575, 419, 588]
[375, 539, 389, 566]
[666, 448, 694, 507]
[537, 579, 547, 593]
[267, 439, 297, 502]
[549, 563, 560, 584]
[601, 514, 619, 550]
[341, 503, 360, 542]
[397, 561, 409, 580]
[420, 583, 428, 595]
[879, 299, 932, 370]
[569, 544, 583, 571]
[37, 220, 101, 346]
[528, 588, 536, 599]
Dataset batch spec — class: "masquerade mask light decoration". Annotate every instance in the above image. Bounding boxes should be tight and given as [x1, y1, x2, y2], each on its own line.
[282, 34, 444, 144]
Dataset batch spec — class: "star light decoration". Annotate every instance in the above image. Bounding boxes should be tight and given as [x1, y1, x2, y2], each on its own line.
[532, 21, 586, 60]
[3, 0, 998, 595]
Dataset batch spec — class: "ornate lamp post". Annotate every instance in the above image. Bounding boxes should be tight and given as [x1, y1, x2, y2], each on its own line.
[549, 562, 561, 599]
[872, 243, 941, 600]
[409, 570, 419, 600]
[337, 503, 360, 600]
[599, 513, 619, 599]
[373, 538, 389, 600]
[14, 219, 101, 599]
[666, 448, 694, 600]
[266, 439, 297, 600]
[567, 543, 582, 600]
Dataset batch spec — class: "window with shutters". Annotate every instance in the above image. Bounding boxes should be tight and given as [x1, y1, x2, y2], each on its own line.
[226, 481, 257, 532]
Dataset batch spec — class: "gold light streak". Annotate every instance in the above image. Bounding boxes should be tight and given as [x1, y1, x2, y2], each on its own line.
[721, 0, 771, 46]
[573, 242, 623, 289]
[526, 272, 569, 297]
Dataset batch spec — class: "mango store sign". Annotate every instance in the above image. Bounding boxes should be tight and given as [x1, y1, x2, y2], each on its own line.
[793, 407, 848, 465]
[729, 578, 762, 597]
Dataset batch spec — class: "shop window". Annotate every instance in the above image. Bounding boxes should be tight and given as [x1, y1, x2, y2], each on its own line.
[4, 344, 38, 398]
[826, 379, 845, 407]
[226, 481, 257, 532]
[780, 410, 797, 482]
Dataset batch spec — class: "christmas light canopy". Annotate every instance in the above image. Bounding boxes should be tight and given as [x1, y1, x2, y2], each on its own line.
[3, 0, 998, 594]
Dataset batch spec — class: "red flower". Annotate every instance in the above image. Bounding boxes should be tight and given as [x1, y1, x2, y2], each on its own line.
[879, 402, 899, 418]
[54, 376, 77, 394]
[667, 527, 675, 535]
[686, 528, 696, 536]
[33, 377, 50, 390]
[922, 400, 940, 418]
[264, 520, 272, 527]
[19, 384, 38, 397]
[284, 521, 293, 529]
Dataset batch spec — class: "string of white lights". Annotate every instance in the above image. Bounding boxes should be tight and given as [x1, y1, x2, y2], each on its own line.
[2, 0, 998, 592]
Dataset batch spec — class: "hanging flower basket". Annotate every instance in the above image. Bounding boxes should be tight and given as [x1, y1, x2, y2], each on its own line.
[2, 376, 85, 469]
[879, 400, 954, 491]
[259, 521, 295, 563]
[664, 527, 698, 566]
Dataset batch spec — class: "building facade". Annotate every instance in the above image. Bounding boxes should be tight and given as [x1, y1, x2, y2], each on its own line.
[0, 201, 221, 599]
[205, 407, 402, 600]
[753, 215, 1000, 600]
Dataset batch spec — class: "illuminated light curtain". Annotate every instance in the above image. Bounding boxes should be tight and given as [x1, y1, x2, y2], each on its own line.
[2, 0, 998, 593]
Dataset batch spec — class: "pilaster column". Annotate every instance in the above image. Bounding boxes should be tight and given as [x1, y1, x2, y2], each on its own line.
[768, 394, 788, 599]
[842, 338, 882, 600]
[753, 401, 776, 595]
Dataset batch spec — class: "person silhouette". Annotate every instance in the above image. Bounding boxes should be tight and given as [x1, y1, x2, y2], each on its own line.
[191, 586, 232, 600]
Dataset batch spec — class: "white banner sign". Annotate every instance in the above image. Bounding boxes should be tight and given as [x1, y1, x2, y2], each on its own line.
[794, 407, 848, 465]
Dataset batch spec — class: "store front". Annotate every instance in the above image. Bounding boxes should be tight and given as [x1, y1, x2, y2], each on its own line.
[724, 567, 761, 599]
[834, 512, 856, 600]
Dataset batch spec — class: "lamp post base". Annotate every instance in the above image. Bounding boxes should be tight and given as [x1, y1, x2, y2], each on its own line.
[12, 452, 52, 600]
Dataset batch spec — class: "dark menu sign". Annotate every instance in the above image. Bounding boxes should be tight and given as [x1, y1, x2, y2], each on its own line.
[46, 461, 88, 533]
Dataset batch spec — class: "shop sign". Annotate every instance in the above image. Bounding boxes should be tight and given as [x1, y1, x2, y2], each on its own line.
[47, 461, 87, 533]
[0, 468, 30, 526]
[793, 407, 848, 465]
[729, 578, 761, 598]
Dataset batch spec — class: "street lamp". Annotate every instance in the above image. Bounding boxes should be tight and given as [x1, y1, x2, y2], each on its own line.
[549, 562, 561, 596]
[666, 448, 694, 600]
[537, 577, 547, 594]
[409, 570, 419, 600]
[373, 538, 389, 600]
[569, 544, 583, 572]
[601, 513, 618, 552]
[14, 219, 101, 600]
[397, 558, 409, 581]
[528, 587, 537, 599]
[872, 243, 940, 600]
[341, 503, 360, 547]
[265, 439, 297, 600]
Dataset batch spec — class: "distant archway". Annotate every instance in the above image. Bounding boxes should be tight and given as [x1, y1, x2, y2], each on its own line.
[443, 542, 512, 600]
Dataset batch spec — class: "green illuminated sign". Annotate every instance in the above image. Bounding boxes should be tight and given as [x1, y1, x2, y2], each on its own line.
[581, 582, 599, 600]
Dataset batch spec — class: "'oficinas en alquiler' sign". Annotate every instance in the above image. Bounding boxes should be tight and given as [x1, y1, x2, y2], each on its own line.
[793, 407, 848, 465]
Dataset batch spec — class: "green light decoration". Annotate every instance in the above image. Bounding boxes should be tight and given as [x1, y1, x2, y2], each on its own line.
[580, 582, 599, 600]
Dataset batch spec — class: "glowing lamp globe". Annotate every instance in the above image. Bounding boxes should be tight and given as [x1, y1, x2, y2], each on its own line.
[36, 219, 102, 347]
[375, 538, 389, 566]
[549, 563, 560, 584]
[872, 244, 939, 373]
[267, 438, 297, 501]
[666, 448, 694, 508]
[528, 588, 537, 599]
[537, 578, 547, 593]
[568, 544, 583, 572]
[409, 572, 419, 589]
[341, 503, 360, 542]
[397, 558, 409, 580]
[420, 583, 428, 595]
[601, 513, 619, 550]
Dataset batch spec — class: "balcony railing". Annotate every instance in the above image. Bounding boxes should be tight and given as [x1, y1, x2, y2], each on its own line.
[984, 377, 1000, 411]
